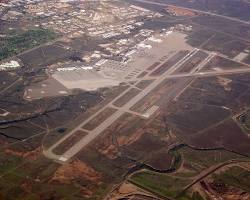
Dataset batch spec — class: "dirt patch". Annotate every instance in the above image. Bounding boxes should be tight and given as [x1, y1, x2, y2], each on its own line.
[117, 130, 144, 147]
[107, 182, 150, 200]
[166, 6, 197, 17]
[100, 143, 119, 160]
[217, 77, 232, 91]
[5, 147, 41, 160]
[80, 187, 94, 198]
[51, 159, 101, 184]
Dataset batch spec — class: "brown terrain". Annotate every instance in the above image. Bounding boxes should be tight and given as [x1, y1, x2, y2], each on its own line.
[165, 6, 197, 17]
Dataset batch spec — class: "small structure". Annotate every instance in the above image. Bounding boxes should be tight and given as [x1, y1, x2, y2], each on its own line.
[0, 60, 21, 71]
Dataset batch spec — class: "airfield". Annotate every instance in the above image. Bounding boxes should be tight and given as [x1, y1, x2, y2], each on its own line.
[42, 29, 250, 162]
[24, 31, 193, 99]
[1, 0, 250, 199]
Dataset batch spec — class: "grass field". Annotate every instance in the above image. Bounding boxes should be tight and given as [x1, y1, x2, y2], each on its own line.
[129, 171, 191, 198]
[129, 170, 208, 200]
[0, 28, 57, 60]
[212, 166, 250, 192]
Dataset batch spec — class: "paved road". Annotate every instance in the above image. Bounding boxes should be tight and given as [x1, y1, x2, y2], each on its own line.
[44, 48, 199, 161]
[131, 0, 250, 25]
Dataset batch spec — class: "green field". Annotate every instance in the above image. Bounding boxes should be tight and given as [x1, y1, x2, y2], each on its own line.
[212, 166, 250, 192]
[128, 147, 249, 199]
[129, 170, 208, 200]
[129, 171, 191, 198]
[0, 28, 57, 60]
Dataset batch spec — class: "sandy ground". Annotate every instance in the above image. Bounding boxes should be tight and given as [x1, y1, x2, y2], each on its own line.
[51, 159, 101, 184]
[166, 6, 197, 17]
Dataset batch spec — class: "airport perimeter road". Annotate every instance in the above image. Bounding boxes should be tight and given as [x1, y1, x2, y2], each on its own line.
[44, 48, 199, 161]
[132, 0, 250, 25]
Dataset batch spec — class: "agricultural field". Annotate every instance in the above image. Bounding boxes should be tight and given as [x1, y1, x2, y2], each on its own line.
[129, 171, 191, 198]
